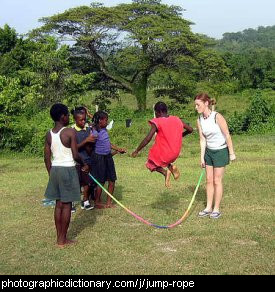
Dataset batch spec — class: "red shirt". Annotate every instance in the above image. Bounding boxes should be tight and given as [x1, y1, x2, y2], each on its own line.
[148, 116, 184, 167]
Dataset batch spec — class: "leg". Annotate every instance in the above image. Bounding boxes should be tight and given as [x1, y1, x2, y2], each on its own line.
[82, 185, 90, 202]
[81, 185, 94, 210]
[213, 167, 225, 213]
[155, 167, 171, 188]
[168, 163, 180, 180]
[56, 202, 75, 246]
[94, 185, 104, 208]
[106, 181, 116, 208]
[54, 200, 62, 242]
[205, 165, 214, 211]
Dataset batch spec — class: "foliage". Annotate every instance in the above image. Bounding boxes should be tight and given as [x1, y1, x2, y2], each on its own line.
[196, 49, 230, 81]
[223, 48, 275, 90]
[36, 0, 203, 110]
[0, 24, 17, 55]
[217, 25, 275, 52]
[228, 91, 274, 134]
[109, 105, 134, 121]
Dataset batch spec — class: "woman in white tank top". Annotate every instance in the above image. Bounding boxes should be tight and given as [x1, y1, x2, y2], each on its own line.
[195, 93, 236, 219]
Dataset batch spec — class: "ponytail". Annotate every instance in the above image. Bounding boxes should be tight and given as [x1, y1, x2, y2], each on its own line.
[195, 93, 216, 110]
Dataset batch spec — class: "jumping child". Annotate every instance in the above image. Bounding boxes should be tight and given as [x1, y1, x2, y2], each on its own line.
[44, 103, 88, 247]
[91, 111, 126, 208]
[132, 101, 193, 188]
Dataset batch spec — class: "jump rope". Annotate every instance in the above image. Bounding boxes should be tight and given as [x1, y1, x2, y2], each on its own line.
[88, 169, 205, 229]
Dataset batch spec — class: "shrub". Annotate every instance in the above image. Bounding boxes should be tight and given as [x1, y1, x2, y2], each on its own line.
[228, 91, 274, 134]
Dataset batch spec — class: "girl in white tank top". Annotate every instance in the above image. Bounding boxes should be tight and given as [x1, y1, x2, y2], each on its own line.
[199, 111, 227, 150]
[195, 93, 236, 219]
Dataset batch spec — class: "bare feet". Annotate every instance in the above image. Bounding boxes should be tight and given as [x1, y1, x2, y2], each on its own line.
[105, 203, 116, 208]
[57, 239, 77, 248]
[95, 203, 105, 209]
[165, 169, 171, 188]
[169, 164, 180, 180]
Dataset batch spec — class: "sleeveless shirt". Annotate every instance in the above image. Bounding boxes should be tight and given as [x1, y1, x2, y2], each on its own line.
[199, 111, 227, 150]
[51, 127, 75, 167]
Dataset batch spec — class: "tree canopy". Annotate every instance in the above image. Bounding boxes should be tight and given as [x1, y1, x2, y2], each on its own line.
[35, 0, 202, 110]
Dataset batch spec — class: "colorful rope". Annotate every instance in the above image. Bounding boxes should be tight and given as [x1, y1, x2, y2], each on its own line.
[88, 169, 204, 229]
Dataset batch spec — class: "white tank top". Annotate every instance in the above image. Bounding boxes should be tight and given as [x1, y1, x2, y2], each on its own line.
[199, 111, 227, 150]
[51, 127, 76, 167]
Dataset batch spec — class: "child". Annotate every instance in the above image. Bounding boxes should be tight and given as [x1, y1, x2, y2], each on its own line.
[132, 101, 193, 188]
[44, 103, 88, 247]
[71, 107, 97, 210]
[91, 111, 126, 208]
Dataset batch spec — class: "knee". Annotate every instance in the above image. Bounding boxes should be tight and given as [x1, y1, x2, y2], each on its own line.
[206, 177, 214, 185]
[214, 177, 222, 186]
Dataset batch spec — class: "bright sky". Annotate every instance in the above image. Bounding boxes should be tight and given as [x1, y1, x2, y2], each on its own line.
[0, 0, 274, 39]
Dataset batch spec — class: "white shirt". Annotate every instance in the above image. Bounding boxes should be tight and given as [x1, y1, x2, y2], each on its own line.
[199, 111, 227, 150]
[51, 127, 76, 167]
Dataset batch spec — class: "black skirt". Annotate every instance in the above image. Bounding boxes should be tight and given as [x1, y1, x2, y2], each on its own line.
[90, 152, 117, 183]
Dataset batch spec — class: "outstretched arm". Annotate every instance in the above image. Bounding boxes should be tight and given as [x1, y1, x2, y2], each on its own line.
[111, 143, 127, 154]
[182, 122, 193, 138]
[132, 123, 157, 157]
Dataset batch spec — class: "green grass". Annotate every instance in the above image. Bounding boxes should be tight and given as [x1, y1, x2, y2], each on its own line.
[0, 134, 274, 275]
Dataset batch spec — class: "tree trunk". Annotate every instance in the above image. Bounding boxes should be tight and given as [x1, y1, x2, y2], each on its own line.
[132, 73, 148, 111]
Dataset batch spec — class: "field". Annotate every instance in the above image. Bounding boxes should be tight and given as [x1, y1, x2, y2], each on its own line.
[0, 133, 274, 275]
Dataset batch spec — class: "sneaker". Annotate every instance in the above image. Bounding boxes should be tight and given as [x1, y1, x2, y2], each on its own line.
[81, 200, 94, 210]
[71, 203, 76, 213]
[42, 199, 56, 206]
[198, 209, 212, 217]
[210, 211, 221, 219]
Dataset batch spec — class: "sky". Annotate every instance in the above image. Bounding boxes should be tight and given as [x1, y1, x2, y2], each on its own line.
[0, 0, 274, 39]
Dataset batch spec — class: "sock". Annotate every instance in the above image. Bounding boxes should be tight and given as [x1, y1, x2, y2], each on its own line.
[84, 200, 90, 207]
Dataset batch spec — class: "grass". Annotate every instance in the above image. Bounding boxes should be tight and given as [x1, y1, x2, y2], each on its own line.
[0, 133, 274, 275]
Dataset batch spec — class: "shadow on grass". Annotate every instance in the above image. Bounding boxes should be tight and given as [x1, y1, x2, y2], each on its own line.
[68, 208, 99, 240]
[68, 185, 124, 239]
[99, 184, 123, 205]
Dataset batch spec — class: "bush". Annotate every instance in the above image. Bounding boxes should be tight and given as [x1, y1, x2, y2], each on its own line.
[228, 91, 274, 134]
[228, 112, 246, 134]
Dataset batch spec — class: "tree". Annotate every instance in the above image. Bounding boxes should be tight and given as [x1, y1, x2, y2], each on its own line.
[35, 0, 202, 110]
[224, 48, 275, 89]
[0, 24, 17, 55]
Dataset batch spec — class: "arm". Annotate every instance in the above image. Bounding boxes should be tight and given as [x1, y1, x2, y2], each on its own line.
[44, 132, 52, 175]
[182, 122, 193, 138]
[84, 106, 93, 120]
[216, 114, 236, 161]
[197, 119, 206, 168]
[131, 123, 157, 157]
[69, 129, 89, 171]
[110, 144, 127, 154]
[77, 134, 96, 150]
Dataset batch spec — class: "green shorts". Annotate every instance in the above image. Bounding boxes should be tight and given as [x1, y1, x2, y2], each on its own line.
[44, 166, 81, 203]
[205, 147, 229, 168]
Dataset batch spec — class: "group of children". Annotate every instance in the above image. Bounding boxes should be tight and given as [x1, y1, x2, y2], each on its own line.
[44, 101, 193, 247]
[71, 106, 126, 211]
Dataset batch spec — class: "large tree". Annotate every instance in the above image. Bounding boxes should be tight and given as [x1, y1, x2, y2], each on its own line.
[35, 0, 202, 110]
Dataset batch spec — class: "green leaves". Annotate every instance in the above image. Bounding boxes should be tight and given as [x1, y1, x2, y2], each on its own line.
[36, 1, 201, 110]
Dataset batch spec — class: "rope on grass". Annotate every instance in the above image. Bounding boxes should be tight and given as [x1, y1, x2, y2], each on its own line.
[88, 169, 204, 229]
